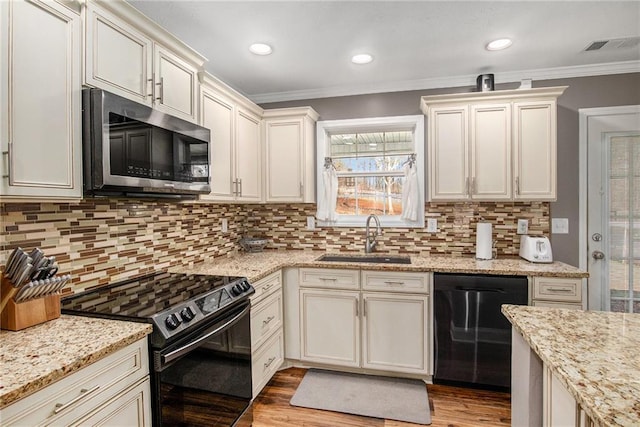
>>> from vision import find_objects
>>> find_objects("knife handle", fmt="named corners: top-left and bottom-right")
top-left (0, 275), bottom-right (18, 313)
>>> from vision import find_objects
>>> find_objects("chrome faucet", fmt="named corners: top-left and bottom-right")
top-left (365, 214), bottom-right (382, 253)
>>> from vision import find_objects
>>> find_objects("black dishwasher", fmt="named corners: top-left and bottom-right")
top-left (433, 273), bottom-right (528, 389)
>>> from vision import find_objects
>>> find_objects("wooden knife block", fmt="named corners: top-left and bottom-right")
top-left (0, 276), bottom-right (61, 331)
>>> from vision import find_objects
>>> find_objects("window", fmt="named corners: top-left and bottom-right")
top-left (316, 115), bottom-right (424, 227)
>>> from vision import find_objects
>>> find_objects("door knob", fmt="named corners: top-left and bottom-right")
top-left (592, 250), bottom-right (605, 260)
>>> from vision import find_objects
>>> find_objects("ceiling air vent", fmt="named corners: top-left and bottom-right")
top-left (584, 37), bottom-right (640, 52)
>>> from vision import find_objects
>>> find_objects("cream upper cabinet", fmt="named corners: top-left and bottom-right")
top-left (513, 100), bottom-right (557, 200)
top-left (421, 87), bottom-right (566, 201)
top-left (199, 73), bottom-right (263, 202)
top-left (470, 103), bottom-right (512, 199)
top-left (84, 1), bottom-right (203, 123)
top-left (0, 0), bottom-right (82, 199)
top-left (263, 107), bottom-right (319, 203)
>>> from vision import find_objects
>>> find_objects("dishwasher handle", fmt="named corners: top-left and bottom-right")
top-left (455, 287), bottom-right (505, 293)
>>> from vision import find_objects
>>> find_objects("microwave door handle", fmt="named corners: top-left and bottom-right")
top-left (158, 304), bottom-right (250, 369)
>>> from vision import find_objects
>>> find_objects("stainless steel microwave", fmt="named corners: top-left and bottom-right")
top-left (82, 88), bottom-right (210, 198)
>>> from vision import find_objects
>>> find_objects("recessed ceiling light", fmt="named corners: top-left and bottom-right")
top-left (486, 38), bottom-right (512, 51)
top-left (352, 53), bottom-right (373, 64)
top-left (249, 43), bottom-right (272, 55)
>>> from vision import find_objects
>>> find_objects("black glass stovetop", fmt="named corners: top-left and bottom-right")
top-left (61, 271), bottom-right (244, 321)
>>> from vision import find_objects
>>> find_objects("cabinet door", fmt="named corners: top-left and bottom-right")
top-left (299, 289), bottom-right (360, 367)
top-left (153, 44), bottom-right (198, 122)
top-left (265, 118), bottom-right (303, 202)
top-left (235, 108), bottom-right (262, 201)
top-left (362, 292), bottom-right (429, 375)
top-left (543, 366), bottom-right (580, 427)
top-left (200, 89), bottom-right (236, 200)
top-left (428, 106), bottom-right (468, 200)
top-left (513, 100), bottom-right (557, 200)
top-left (470, 103), bottom-right (512, 200)
top-left (84, 2), bottom-right (153, 105)
top-left (0, 0), bottom-right (82, 198)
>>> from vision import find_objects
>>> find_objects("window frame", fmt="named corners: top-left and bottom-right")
top-left (316, 115), bottom-right (425, 228)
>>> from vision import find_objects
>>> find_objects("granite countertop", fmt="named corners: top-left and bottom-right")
top-left (502, 305), bottom-right (640, 426)
top-left (0, 315), bottom-right (152, 408)
top-left (174, 250), bottom-right (588, 282)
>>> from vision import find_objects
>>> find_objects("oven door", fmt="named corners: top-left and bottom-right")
top-left (152, 302), bottom-right (252, 427)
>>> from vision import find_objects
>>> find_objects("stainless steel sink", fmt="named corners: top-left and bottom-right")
top-left (317, 254), bottom-right (412, 264)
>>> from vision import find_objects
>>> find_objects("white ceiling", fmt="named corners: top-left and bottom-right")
top-left (129, 1), bottom-right (640, 103)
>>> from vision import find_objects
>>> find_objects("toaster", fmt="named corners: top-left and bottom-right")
top-left (519, 235), bottom-right (553, 263)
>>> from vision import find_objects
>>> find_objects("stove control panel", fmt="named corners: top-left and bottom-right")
top-left (151, 277), bottom-right (254, 340)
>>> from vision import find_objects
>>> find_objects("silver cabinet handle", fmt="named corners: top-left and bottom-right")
top-left (546, 287), bottom-right (573, 293)
top-left (355, 298), bottom-right (359, 317)
top-left (363, 299), bottom-right (367, 317)
top-left (54, 385), bottom-right (100, 414)
top-left (262, 283), bottom-right (275, 292)
top-left (383, 281), bottom-right (405, 286)
top-left (262, 315), bottom-right (275, 325)
top-left (319, 277), bottom-right (337, 281)
top-left (232, 179), bottom-right (238, 196)
top-left (264, 356), bottom-right (276, 370)
top-left (472, 177), bottom-right (476, 195)
top-left (515, 177), bottom-right (520, 195)
top-left (238, 178), bottom-right (242, 196)
top-left (464, 177), bottom-right (469, 195)
top-left (300, 182), bottom-right (303, 197)
top-left (155, 76), bottom-right (164, 102)
top-left (2, 144), bottom-right (10, 180)
top-left (147, 77), bottom-right (154, 98)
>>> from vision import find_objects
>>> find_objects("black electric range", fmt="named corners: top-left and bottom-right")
top-left (61, 271), bottom-right (255, 427)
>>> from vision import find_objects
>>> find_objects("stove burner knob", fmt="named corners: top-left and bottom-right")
top-left (241, 281), bottom-right (251, 291)
top-left (165, 313), bottom-right (182, 330)
top-left (231, 284), bottom-right (243, 296)
top-left (180, 307), bottom-right (195, 322)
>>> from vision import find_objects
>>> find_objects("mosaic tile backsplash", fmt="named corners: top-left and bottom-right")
top-left (1, 200), bottom-right (548, 294)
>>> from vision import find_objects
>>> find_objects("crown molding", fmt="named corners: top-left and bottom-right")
top-left (250, 60), bottom-right (640, 104)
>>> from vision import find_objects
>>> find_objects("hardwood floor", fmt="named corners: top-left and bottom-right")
top-left (251, 368), bottom-right (511, 427)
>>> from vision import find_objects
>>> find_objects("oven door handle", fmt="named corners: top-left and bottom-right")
top-left (159, 304), bottom-right (250, 368)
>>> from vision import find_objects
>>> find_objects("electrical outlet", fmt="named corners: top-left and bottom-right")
top-left (427, 218), bottom-right (438, 232)
top-left (221, 218), bottom-right (228, 233)
top-left (306, 216), bottom-right (315, 230)
top-left (517, 219), bottom-right (528, 235)
top-left (552, 218), bottom-right (569, 234)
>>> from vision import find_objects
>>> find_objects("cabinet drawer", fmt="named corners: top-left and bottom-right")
top-left (251, 290), bottom-right (283, 349)
top-left (362, 271), bottom-right (430, 294)
top-left (251, 271), bottom-right (282, 304)
top-left (532, 300), bottom-right (583, 310)
top-left (299, 268), bottom-right (360, 290)
top-left (1, 338), bottom-right (149, 426)
top-left (533, 277), bottom-right (582, 302)
top-left (252, 331), bottom-right (284, 398)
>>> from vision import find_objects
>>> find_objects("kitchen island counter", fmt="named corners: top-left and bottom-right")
top-left (502, 304), bottom-right (640, 426)
top-left (175, 250), bottom-right (588, 282)
top-left (0, 315), bottom-right (152, 408)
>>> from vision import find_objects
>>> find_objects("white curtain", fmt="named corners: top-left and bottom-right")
top-left (400, 161), bottom-right (420, 222)
top-left (316, 165), bottom-right (338, 222)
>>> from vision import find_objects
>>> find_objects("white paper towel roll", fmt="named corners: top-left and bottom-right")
top-left (476, 222), bottom-right (493, 260)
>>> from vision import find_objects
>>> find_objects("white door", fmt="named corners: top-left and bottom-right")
top-left (582, 106), bottom-right (640, 312)
top-left (265, 118), bottom-right (303, 202)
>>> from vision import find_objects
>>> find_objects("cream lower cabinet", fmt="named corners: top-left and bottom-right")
top-left (200, 73), bottom-right (263, 202)
top-left (250, 271), bottom-right (284, 397)
top-left (298, 268), bottom-right (431, 377)
top-left (543, 365), bottom-right (594, 427)
top-left (0, 338), bottom-right (151, 426)
top-left (84, 1), bottom-right (203, 123)
top-left (362, 292), bottom-right (429, 375)
top-left (531, 277), bottom-right (584, 310)
top-left (300, 288), bottom-right (361, 367)
top-left (421, 87), bottom-right (566, 202)
top-left (0, 0), bottom-right (83, 199)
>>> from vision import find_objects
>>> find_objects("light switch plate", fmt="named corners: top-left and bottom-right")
top-left (552, 218), bottom-right (569, 234)
top-left (427, 218), bottom-right (438, 232)
top-left (221, 218), bottom-right (228, 233)
top-left (517, 219), bottom-right (528, 235)
top-left (306, 216), bottom-right (315, 230)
